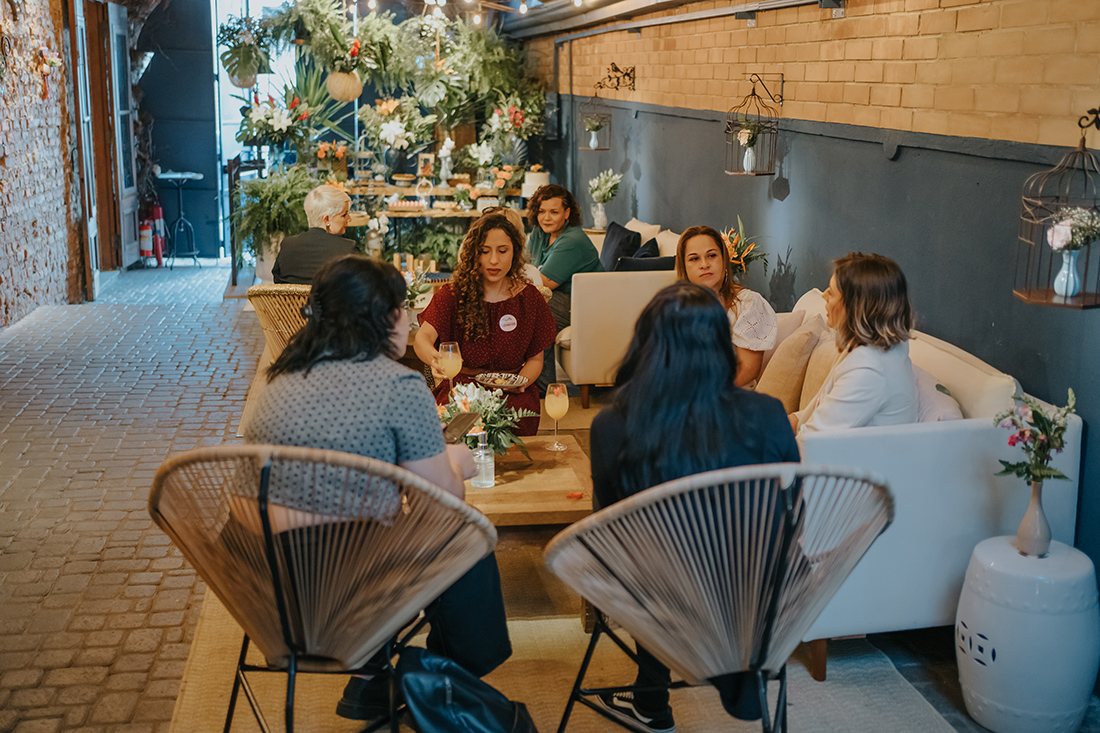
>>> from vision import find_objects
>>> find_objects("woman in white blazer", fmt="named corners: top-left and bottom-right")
top-left (791, 253), bottom-right (918, 434)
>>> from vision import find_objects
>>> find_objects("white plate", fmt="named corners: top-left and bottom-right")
top-left (475, 372), bottom-right (530, 389)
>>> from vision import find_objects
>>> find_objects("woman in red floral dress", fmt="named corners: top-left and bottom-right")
top-left (414, 212), bottom-right (558, 436)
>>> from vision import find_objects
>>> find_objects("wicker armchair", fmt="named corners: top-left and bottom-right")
top-left (544, 464), bottom-right (893, 733)
top-left (238, 284), bottom-right (311, 435)
top-left (149, 445), bottom-right (497, 732)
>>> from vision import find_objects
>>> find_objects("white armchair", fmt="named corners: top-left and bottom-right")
top-left (555, 270), bottom-right (677, 407)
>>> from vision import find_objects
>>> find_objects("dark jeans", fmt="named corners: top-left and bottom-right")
top-left (632, 644), bottom-right (672, 713)
top-left (537, 289), bottom-right (571, 394)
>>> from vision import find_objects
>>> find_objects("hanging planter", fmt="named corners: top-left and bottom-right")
top-left (229, 73), bottom-right (257, 89)
top-left (1013, 109), bottom-right (1100, 309)
top-left (578, 95), bottom-right (611, 151)
top-left (326, 70), bottom-right (363, 102)
top-left (725, 73), bottom-right (782, 177)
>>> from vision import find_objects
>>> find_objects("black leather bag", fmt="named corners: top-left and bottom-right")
top-left (397, 647), bottom-right (539, 733)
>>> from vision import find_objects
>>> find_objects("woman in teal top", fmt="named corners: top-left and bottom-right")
top-left (525, 183), bottom-right (603, 391)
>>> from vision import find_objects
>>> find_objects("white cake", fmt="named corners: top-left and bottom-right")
top-left (521, 171), bottom-right (551, 199)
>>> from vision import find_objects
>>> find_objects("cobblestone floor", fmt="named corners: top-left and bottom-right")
top-left (0, 265), bottom-right (264, 732)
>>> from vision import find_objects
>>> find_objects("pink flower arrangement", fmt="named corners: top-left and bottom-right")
top-left (993, 391), bottom-right (1075, 484)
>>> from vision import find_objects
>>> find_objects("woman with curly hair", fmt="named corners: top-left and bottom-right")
top-left (675, 226), bottom-right (777, 387)
top-left (414, 212), bottom-right (558, 436)
top-left (525, 183), bottom-right (603, 391)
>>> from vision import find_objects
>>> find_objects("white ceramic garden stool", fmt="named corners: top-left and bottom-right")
top-left (956, 536), bottom-right (1099, 733)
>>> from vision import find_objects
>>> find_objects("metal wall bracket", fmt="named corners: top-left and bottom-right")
top-left (735, 10), bottom-right (756, 26)
top-left (748, 72), bottom-right (784, 107)
top-left (595, 63), bottom-right (635, 92)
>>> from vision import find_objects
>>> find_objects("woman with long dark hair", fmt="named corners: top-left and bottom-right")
top-left (589, 282), bottom-right (799, 733)
top-left (791, 252), bottom-right (917, 434)
top-left (243, 255), bottom-right (512, 723)
top-left (525, 183), bottom-right (603, 391)
top-left (414, 212), bottom-right (557, 435)
top-left (675, 225), bottom-right (777, 387)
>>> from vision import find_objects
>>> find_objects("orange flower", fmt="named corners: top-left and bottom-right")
top-left (503, 165), bottom-right (513, 171)
top-left (335, 145), bottom-right (346, 158)
top-left (317, 149), bottom-right (326, 159)
top-left (495, 178), bottom-right (506, 188)
top-left (375, 99), bottom-right (399, 116)
top-left (500, 171), bottom-right (512, 180)
top-left (531, 164), bottom-right (543, 172)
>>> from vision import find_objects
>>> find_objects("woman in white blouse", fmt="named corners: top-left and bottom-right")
top-left (791, 252), bottom-right (918, 435)
top-left (675, 226), bottom-right (778, 386)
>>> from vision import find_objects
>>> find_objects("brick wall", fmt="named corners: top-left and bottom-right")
top-left (526, 0), bottom-right (1100, 148)
top-left (0, 0), bottom-right (84, 328)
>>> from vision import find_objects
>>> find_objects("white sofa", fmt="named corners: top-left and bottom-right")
top-left (556, 270), bottom-right (677, 407)
top-left (770, 291), bottom-right (1082, 670)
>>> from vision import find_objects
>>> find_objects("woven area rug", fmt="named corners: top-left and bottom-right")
top-left (173, 592), bottom-right (956, 733)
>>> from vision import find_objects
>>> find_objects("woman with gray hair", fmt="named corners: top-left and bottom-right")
top-left (272, 184), bottom-right (357, 284)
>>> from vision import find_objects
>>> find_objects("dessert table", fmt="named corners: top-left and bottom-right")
top-left (464, 435), bottom-right (593, 526)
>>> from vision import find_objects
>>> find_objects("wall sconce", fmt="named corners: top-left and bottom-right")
top-left (725, 73), bottom-right (783, 176)
top-left (578, 93), bottom-right (611, 151)
top-left (1013, 107), bottom-right (1100, 308)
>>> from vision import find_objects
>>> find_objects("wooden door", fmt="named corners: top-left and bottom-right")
top-left (84, 0), bottom-right (120, 272)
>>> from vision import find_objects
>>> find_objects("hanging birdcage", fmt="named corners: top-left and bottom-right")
top-left (725, 74), bottom-right (782, 176)
top-left (579, 95), bottom-right (611, 151)
top-left (1013, 110), bottom-right (1100, 308)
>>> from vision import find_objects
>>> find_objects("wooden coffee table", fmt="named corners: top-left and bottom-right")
top-left (464, 435), bottom-right (593, 526)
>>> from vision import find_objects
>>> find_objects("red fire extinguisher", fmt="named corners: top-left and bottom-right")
top-left (151, 202), bottom-right (167, 267)
top-left (139, 220), bottom-right (154, 261)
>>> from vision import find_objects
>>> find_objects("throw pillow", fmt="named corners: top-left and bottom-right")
top-left (913, 365), bottom-right (964, 422)
top-left (615, 256), bottom-right (676, 271)
top-left (756, 315), bottom-right (829, 413)
top-left (624, 219), bottom-right (661, 244)
top-left (599, 222), bottom-right (642, 273)
top-left (635, 238), bottom-right (660, 258)
top-left (799, 335), bottom-right (843, 411)
top-left (760, 311), bottom-right (806, 374)
top-left (656, 229), bottom-right (681, 257)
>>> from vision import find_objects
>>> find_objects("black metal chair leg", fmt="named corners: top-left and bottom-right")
top-left (224, 634), bottom-right (251, 733)
top-left (285, 652), bottom-right (297, 733)
top-left (556, 622), bottom-right (604, 733)
top-left (757, 670), bottom-right (773, 733)
top-left (777, 666), bottom-right (788, 733)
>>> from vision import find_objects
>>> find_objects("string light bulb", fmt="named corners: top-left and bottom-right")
top-left (368, 0), bottom-right (376, 8)
top-left (519, 1), bottom-right (527, 12)
top-left (439, 0), bottom-right (446, 6)
top-left (473, 10), bottom-right (481, 22)
top-left (573, 0), bottom-right (581, 5)
top-left (432, 5), bottom-right (443, 16)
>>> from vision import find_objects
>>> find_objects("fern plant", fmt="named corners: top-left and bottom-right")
top-left (235, 165), bottom-right (317, 259)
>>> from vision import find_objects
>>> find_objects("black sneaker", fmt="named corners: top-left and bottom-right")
top-left (592, 692), bottom-right (676, 733)
top-left (335, 676), bottom-right (393, 721)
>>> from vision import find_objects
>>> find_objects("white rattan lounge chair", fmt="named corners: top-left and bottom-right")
top-left (149, 444), bottom-right (497, 733)
top-left (544, 464), bottom-right (893, 733)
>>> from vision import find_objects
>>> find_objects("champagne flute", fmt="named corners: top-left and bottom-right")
top-left (438, 342), bottom-right (462, 396)
top-left (545, 382), bottom-right (569, 451)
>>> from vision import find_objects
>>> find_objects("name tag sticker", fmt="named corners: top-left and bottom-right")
top-left (499, 314), bottom-right (518, 332)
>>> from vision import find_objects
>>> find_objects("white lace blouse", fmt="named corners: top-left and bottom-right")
top-left (728, 288), bottom-right (778, 351)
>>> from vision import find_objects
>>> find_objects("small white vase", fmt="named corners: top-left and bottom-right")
top-left (1016, 480), bottom-right (1051, 557)
top-left (1053, 249), bottom-right (1081, 297)
top-left (743, 146), bottom-right (756, 174)
top-left (588, 129), bottom-right (600, 148)
top-left (591, 202), bottom-right (607, 230)
top-left (439, 157), bottom-right (453, 182)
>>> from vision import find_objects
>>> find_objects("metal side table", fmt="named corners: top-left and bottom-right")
top-left (158, 171), bottom-right (204, 269)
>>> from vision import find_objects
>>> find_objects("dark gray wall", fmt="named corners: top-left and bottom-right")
top-left (553, 95), bottom-right (1097, 571)
top-left (138, 0), bottom-right (220, 258)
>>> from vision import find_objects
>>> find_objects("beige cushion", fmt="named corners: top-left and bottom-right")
top-left (793, 288), bottom-right (828, 322)
top-left (757, 315), bottom-right (829, 413)
top-left (760, 310), bottom-right (806, 373)
top-left (624, 218), bottom-right (661, 245)
top-left (909, 331), bottom-right (1016, 419)
top-left (556, 326), bottom-right (571, 350)
top-left (913, 364), bottom-right (964, 422)
top-left (799, 335), bottom-right (843, 411)
top-left (655, 229), bottom-right (681, 257)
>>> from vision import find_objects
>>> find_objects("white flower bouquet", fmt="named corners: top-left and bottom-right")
top-left (588, 169), bottom-right (622, 204)
top-left (1046, 207), bottom-right (1100, 252)
top-left (439, 383), bottom-right (537, 457)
